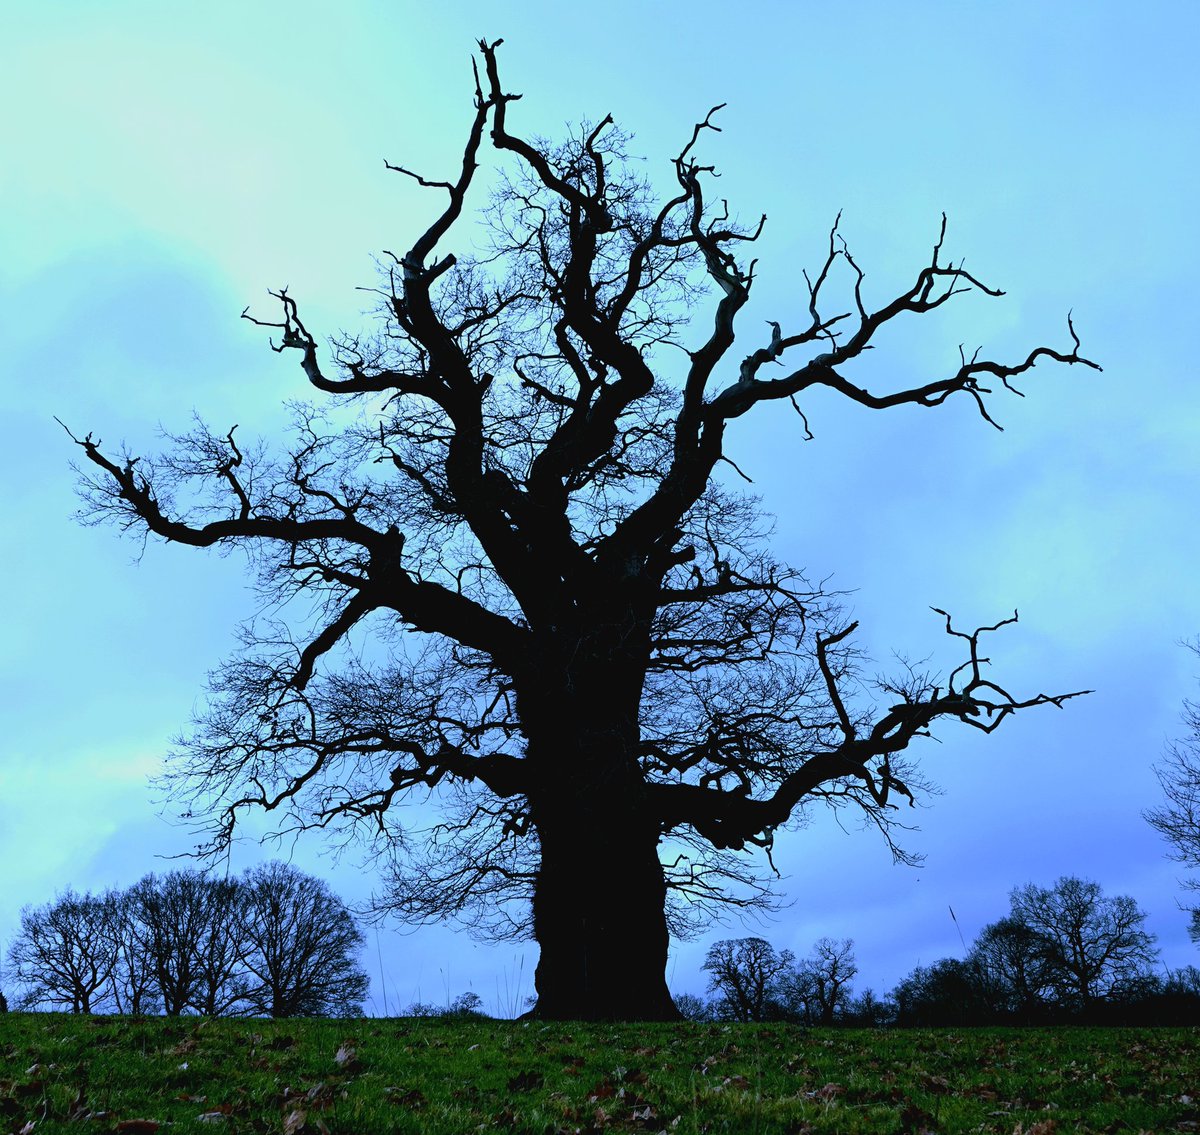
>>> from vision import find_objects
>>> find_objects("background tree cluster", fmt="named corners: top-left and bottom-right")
top-left (402, 991), bottom-right (488, 1019)
top-left (688, 876), bottom-right (1199, 1026)
top-left (695, 934), bottom-right (858, 1025)
top-left (2, 863), bottom-right (368, 1018)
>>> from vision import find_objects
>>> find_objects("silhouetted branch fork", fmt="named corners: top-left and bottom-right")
top-left (242, 291), bottom-right (418, 396)
top-left (817, 622), bottom-right (859, 741)
top-left (68, 424), bottom-right (529, 669)
top-left (290, 594), bottom-right (374, 690)
top-left (648, 608), bottom-right (1088, 848)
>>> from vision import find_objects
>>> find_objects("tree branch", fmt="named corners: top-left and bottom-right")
top-left (648, 611), bottom-right (1090, 849)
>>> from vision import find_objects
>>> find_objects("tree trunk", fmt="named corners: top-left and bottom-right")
top-left (530, 808), bottom-right (679, 1021)
top-left (517, 616), bottom-right (680, 1021)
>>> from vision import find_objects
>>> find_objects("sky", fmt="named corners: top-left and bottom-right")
top-left (2, 0), bottom-right (1200, 1016)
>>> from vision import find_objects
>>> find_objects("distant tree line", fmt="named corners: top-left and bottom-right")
top-left (6, 870), bottom-right (1197, 1024)
top-left (1, 863), bottom-right (368, 1017)
top-left (681, 877), bottom-right (1200, 1026)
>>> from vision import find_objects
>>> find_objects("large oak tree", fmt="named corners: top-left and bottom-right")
top-left (70, 40), bottom-right (1095, 1020)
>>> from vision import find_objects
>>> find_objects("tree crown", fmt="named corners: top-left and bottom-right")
top-left (67, 40), bottom-right (1096, 958)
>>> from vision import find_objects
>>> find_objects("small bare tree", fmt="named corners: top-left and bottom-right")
top-left (1008, 877), bottom-right (1158, 1009)
top-left (702, 936), bottom-right (793, 1021)
top-left (187, 876), bottom-right (250, 1017)
top-left (1147, 644), bottom-right (1200, 937)
top-left (7, 890), bottom-right (120, 1013)
top-left (68, 39), bottom-right (1095, 1019)
top-left (238, 862), bottom-right (369, 1018)
top-left (106, 887), bottom-right (159, 1015)
top-left (801, 936), bottom-right (857, 1025)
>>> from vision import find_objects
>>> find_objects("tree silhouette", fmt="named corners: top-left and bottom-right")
top-left (106, 887), bottom-right (160, 1015)
top-left (969, 914), bottom-right (1057, 1021)
top-left (238, 862), bottom-right (369, 1018)
top-left (702, 937), bottom-right (793, 1022)
top-left (800, 936), bottom-right (857, 1025)
top-left (1007, 877), bottom-right (1158, 1010)
top-left (5, 866), bottom-right (364, 1018)
top-left (7, 890), bottom-right (119, 1013)
top-left (892, 958), bottom-right (987, 1028)
top-left (130, 870), bottom-right (248, 1016)
top-left (69, 39), bottom-right (1095, 1019)
top-left (1147, 643), bottom-right (1200, 931)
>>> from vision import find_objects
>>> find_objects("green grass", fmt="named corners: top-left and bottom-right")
top-left (1, 1014), bottom-right (1196, 1133)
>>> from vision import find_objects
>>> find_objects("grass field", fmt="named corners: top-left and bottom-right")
top-left (1, 1014), bottom-right (1196, 1133)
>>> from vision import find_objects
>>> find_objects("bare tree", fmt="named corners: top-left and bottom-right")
top-left (1147, 644), bottom-right (1200, 929)
top-left (129, 872), bottom-right (207, 1015)
top-left (67, 39), bottom-right (1096, 1019)
top-left (800, 936), bottom-right (857, 1025)
top-left (968, 914), bottom-right (1057, 1021)
top-left (106, 887), bottom-right (160, 1015)
top-left (671, 991), bottom-right (713, 1021)
top-left (130, 870), bottom-right (248, 1016)
top-left (7, 890), bottom-right (120, 1013)
top-left (702, 936), bottom-right (793, 1021)
top-left (238, 862), bottom-right (369, 1018)
top-left (187, 876), bottom-right (250, 1016)
top-left (1008, 877), bottom-right (1158, 1010)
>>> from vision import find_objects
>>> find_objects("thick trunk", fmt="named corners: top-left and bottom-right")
top-left (530, 811), bottom-right (679, 1021)
top-left (520, 674), bottom-right (679, 1021)
top-left (516, 605), bottom-right (679, 1021)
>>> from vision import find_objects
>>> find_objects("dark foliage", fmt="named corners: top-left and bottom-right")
top-left (894, 877), bottom-right (1166, 1026)
top-left (893, 958), bottom-right (994, 1028)
top-left (1006, 876), bottom-right (1158, 1010)
top-left (968, 915), bottom-right (1057, 1023)
top-left (404, 991), bottom-right (488, 1019)
top-left (700, 935), bottom-right (858, 1024)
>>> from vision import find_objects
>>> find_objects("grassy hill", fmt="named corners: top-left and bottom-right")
top-left (1, 1014), bottom-right (1196, 1133)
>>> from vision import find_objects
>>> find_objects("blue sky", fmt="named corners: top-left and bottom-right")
top-left (3, 0), bottom-right (1200, 1014)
